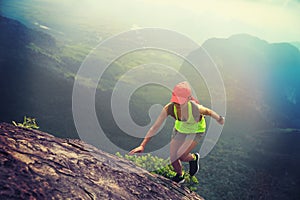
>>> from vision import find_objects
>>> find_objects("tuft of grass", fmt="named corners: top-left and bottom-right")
top-left (12, 116), bottom-right (39, 129)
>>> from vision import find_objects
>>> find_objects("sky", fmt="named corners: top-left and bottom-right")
top-left (1, 0), bottom-right (300, 44)
top-left (58, 0), bottom-right (300, 43)
top-left (125, 0), bottom-right (300, 43)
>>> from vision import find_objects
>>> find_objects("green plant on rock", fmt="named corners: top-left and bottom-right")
top-left (12, 116), bottom-right (39, 129)
top-left (116, 152), bottom-right (199, 191)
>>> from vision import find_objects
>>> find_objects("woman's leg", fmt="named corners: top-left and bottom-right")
top-left (177, 139), bottom-right (198, 162)
top-left (177, 134), bottom-right (203, 177)
top-left (178, 133), bottom-right (203, 162)
top-left (170, 132), bottom-right (185, 175)
top-left (170, 132), bottom-right (202, 174)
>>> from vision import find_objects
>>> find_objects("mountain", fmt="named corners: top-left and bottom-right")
top-left (0, 15), bottom-right (78, 138)
top-left (291, 42), bottom-right (300, 50)
top-left (195, 34), bottom-right (300, 199)
top-left (0, 15), bottom-right (56, 50)
top-left (202, 34), bottom-right (300, 130)
top-left (0, 122), bottom-right (204, 200)
top-left (2, 16), bottom-right (299, 136)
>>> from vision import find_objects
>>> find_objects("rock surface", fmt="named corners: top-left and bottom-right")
top-left (0, 123), bottom-right (204, 200)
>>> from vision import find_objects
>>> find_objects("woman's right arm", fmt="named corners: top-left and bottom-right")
top-left (129, 107), bottom-right (168, 155)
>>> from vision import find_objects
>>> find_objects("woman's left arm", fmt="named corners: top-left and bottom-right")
top-left (199, 105), bottom-right (225, 125)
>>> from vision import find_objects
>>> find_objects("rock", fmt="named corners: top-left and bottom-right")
top-left (0, 123), bottom-right (204, 200)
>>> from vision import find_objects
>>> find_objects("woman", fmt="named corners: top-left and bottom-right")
top-left (129, 81), bottom-right (225, 183)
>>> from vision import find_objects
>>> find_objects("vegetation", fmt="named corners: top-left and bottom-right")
top-left (12, 116), bottom-right (39, 129)
top-left (115, 152), bottom-right (199, 191)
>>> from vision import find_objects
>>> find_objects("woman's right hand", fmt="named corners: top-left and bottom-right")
top-left (129, 145), bottom-right (144, 155)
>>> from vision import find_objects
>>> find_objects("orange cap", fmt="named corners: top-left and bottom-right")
top-left (170, 81), bottom-right (192, 104)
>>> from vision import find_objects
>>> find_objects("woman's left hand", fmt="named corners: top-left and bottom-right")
top-left (217, 116), bottom-right (225, 125)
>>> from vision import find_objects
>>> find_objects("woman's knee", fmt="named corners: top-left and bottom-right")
top-left (170, 152), bottom-right (179, 163)
top-left (171, 151), bottom-right (187, 163)
top-left (179, 153), bottom-right (189, 162)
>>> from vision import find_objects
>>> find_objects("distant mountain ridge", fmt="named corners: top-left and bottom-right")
top-left (0, 15), bottom-right (76, 138)
top-left (291, 41), bottom-right (300, 50)
top-left (0, 15), bottom-right (56, 53)
top-left (202, 33), bottom-right (300, 129)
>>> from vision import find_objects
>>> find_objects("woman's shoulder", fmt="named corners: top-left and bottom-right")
top-left (190, 100), bottom-right (202, 108)
top-left (164, 102), bottom-right (175, 116)
top-left (164, 102), bottom-right (174, 110)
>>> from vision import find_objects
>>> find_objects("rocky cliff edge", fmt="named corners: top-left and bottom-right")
top-left (0, 123), bottom-right (204, 200)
